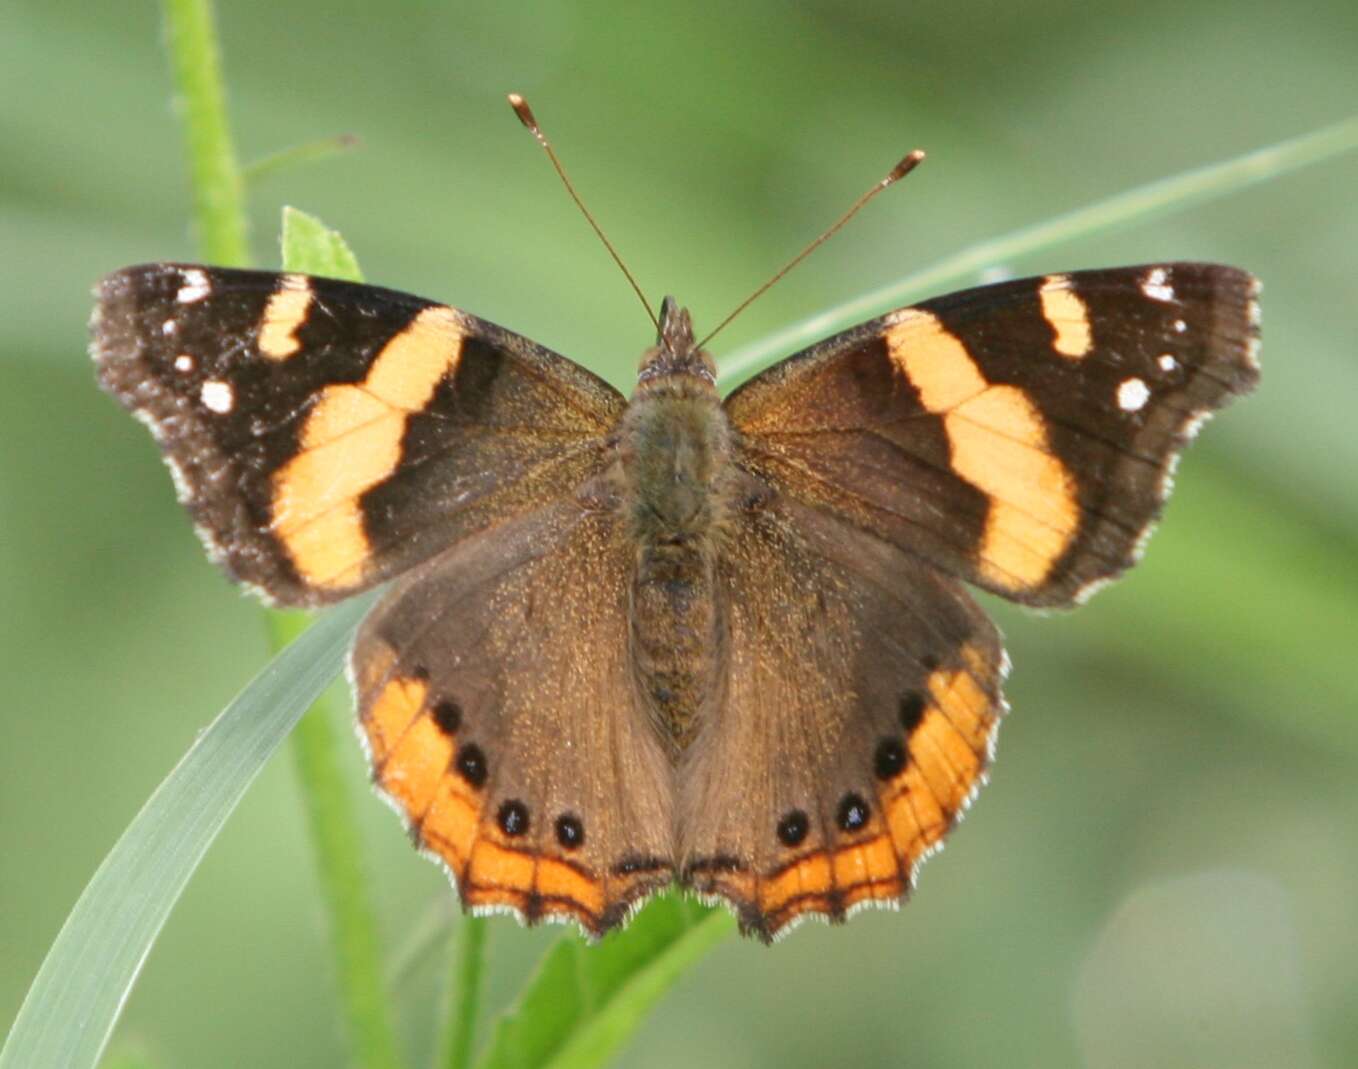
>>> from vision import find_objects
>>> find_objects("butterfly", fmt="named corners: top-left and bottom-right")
top-left (91, 247), bottom-right (1258, 942)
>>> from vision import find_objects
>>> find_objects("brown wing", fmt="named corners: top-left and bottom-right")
top-left (678, 492), bottom-right (1006, 941)
top-left (93, 264), bottom-right (625, 605)
top-left (724, 264), bottom-right (1259, 606)
top-left (353, 498), bottom-right (675, 937)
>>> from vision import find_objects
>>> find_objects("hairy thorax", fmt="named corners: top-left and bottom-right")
top-left (617, 362), bottom-right (734, 754)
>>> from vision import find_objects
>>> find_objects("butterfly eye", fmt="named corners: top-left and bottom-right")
top-left (898, 693), bottom-right (926, 732)
top-left (497, 799), bottom-right (530, 837)
top-left (431, 698), bottom-right (462, 734)
top-left (776, 809), bottom-right (810, 847)
top-left (836, 793), bottom-right (870, 832)
top-left (454, 743), bottom-right (488, 788)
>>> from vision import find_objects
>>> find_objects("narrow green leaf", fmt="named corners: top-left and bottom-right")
top-left (719, 114), bottom-right (1358, 387)
top-left (476, 896), bottom-right (734, 1069)
top-left (281, 205), bottom-right (363, 280)
top-left (161, 0), bottom-right (248, 266)
top-left (244, 133), bottom-right (361, 187)
top-left (0, 596), bottom-right (371, 1069)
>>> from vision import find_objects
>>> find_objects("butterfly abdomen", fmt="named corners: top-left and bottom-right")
top-left (619, 369), bottom-right (734, 753)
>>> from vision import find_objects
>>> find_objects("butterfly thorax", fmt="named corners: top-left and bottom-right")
top-left (618, 299), bottom-right (732, 754)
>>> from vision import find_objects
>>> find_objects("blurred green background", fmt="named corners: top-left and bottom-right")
top-left (4, 0), bottom-right (1357, 1066)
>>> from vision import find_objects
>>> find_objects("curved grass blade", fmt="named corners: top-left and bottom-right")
top-left (719, 114), bottom-right (1358, 387)
top-left (0, 595), bottom-right (370, 1069)
top-left (476, 896), bottom-right (734, 1069)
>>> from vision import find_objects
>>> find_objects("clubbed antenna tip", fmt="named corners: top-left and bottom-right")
top-left (887, 149), bottom-right (926, 184)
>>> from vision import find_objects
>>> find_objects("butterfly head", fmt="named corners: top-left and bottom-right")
top-left (636, 296), bottom-right (716, 387)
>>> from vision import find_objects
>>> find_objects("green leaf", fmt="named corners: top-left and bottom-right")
top-left (281, 205), bottom-right (362, 280)
top-left (0, 595), bottom-right (371, 1069)
top-left (476, 896), bottom-right (734, 1069)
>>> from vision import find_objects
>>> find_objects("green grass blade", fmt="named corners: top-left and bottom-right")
top-left (475, 897), bottom-right (734, 1069)
top-left (161, 0), bottom-right (249, 266)
top-left (244, 134), bottom-right (361, 187)
top-left (719, 114), bottom-right (1358, 387)
top-left (0, 596), bottom-right (370, 1069)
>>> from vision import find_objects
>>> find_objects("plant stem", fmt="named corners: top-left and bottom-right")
top-left (440, 918), bottom-right (488, 1069)
top-left (160, 1), bottom-right (405, 1064)
top-left (161, 0), bottom-right (249, 266)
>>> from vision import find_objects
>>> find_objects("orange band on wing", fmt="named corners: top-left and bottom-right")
top-left (886, 308), bottom-right (1080, 591)
top-left (757, 834), bottom-right (905, 928)
top-left (364, 672), bottom-right (428, 764)
top-left (379, 709), bottom-right (454, 819)
top-left (421, 782), bottom-right (480, 864)
top-left (257, 274), bottom-right (312, 360)
top-left (1038, 274), bottom-right (1093, 359)
top-left (463, 840), bottom-right (607, 919)
top-left (270, 304), bottom-right (465, 590)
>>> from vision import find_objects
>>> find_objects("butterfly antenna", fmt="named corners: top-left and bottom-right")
top-left (694, 149), bottom-right (926, 351)
top-left (508, 93), bottom-right (659, 332)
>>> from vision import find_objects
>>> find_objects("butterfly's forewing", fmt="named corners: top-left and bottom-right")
top-left (679, 495), bottom-right (1005, 941)
top-left (726, 263), bottom-right (1260, 606)
top-left (92, 264), bottom-right (625, 606)
top-left (354, 498), bottom-right (676, 936)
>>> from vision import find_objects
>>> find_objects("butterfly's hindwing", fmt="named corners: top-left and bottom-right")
top-left (727, 263), bottom-right (1260, 606)
top-left (679, 492), bottom-right (1006, 941)
top-left (354, 499), bottom-right (677, 937)
top-left (92, 264), bottom-right (624, 605)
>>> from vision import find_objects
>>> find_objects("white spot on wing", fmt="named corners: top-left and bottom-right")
top-left (162, 319), bottom-right (177, 335)
top-left (174, 354), bottom-right (195, 373)
top-left (1158, 354), bottom-right (1178, 372)
top-left (200, 379), bottom-right (234, 413)
top-left (1118, 377), bottom-right (1150, 412)
top-left (1141, 267), bottom-right (1175, 302)
top-left (176, 268), bottom-right (211, 303)
top-left (1173, 319), bottom-right (1187, 333)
